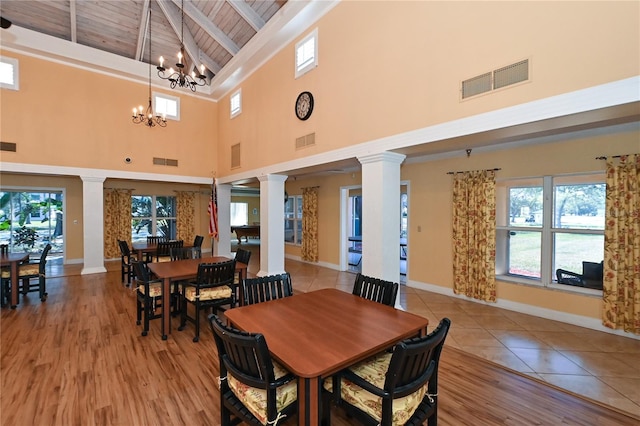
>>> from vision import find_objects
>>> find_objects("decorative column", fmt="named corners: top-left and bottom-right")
top-left (81, 176), bottom-right (107, 275)
top-left (213, 182), bottom-right (232, 258)
top-left (358, 152), bottom-right (405, 307)
top-left (258, 174), bottom-right (287, 276)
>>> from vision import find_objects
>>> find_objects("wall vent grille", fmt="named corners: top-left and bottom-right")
top-left (153, 157), bottom-right (179, 166)
top-left (295, 132), bottom-right (316, 149)
top-left (231, 143), bottom-right (241, 168)
top-left (0, 142), bottom-right (17, 152)
top-left (461, 59), bottom-right (529, 99)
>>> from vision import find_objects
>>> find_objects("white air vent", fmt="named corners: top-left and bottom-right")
top-left (461, 59), bottom-right (529, 99)
top-left (231, 143), bottom-right (241, 168)
top-left (0, 142), bottom-right (17, 152)
top-left (295, 132), bottom-right (316, 149)
top-left (153, 157), bottom-right (179, 166)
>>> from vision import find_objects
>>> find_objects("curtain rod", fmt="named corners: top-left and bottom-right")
top-left (446, 167), bottom-right (501, 175)
top-left (104, 187), bottom-right (135, 190)
top-left (596, 155), bottom-right (623, 160)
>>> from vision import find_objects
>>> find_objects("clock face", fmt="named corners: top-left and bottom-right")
top-left (295, 91), bottom-right (314, 120)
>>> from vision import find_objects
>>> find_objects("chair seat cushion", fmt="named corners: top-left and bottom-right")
top-left (324, 352), bottom-right (427, 425)
top-left (137, 282), bottom-right (162, 297)
top-left (156, 256), bottom-right (173, 263)
top-left (227, 360), bottom-right (297, 425)
top-left (1, 264), bottom-right (40, 279)
top-left (184, 285), bottom-right (232, 301)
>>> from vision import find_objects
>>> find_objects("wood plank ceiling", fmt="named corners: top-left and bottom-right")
top-left (0, 0), bottom-right (286, 81)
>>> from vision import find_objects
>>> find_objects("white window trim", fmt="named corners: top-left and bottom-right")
top-left (153, 91), bottom-right (180, 121)
top-left (0, 56), bottom-right (19, 90)
top-left (230, 89), bottom-right (242, 118)
top-left (295, 28), bottom-right (318, 79)
top-left (496, 174), bottom-right (605, 295)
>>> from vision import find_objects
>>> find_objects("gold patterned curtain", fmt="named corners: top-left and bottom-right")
top-left (452, 170), bottom-right (497, 302)
top-left (301, 186), bottom-right (319, 262)
top-left (603, 154), bottom-right (640, 334)
top-left (176, 191), bottom-right (196, 244)
top-left (104, 188), bottom-right (132, 259)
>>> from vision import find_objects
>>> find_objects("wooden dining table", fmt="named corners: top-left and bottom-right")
top-left (1, 252), bottom-right (30, 308)
top-left (225, 288), bottom-right (429, 426)
top-left (147, 256), bottom-right (247, 340)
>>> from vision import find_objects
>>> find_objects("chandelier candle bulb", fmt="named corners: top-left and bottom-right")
top-left (159, 56), bottom-right (164, 68)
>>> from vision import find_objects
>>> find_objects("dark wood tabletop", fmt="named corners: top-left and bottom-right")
top-left (147, 256), bottom-right (247, 340)
top-left (1, 252), bottom-right (30, 308)
top-left (225, 288), bottom-right (429, 425)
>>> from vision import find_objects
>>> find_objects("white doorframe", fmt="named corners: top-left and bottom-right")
top-left (339, 185), bottom-right (361, 272)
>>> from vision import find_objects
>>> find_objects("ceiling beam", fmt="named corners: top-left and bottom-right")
top-left (228, 0), bottom-right (265, 32)
top-left (135, 0), bottom-right (151, 61)
top-left (69, 0), bottom-right (77, 43)
top-left (174, 0), bottom-right (239, 56)
top-left (156, 0), bottom-right (221, 75)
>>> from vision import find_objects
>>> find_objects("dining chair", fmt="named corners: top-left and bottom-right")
top-left (0, 244), bottom-right (8, 306)
top-left (146, 235), bottom-right (167, 244)
top-left (323, 317), bottom-right (451, 426)
top-left (117, 240), bottom-right (136, 285)
top-left (169, 246), bottom-right (201, 261)
top-left (242, 273), bottom-right (293, 306)
top-left (0, 244), bottom-right (8, 255)
top-left (11, 243), bottom-right (52, 302)
top-left (233, 248), bottom-right (252, 300)
top-left (155, 240), bottom-right (183, 262)
top-left (352, 273), bottom-right (399, 307)
top-left (208, 313), bottom-right (298, 425)
top-left (132, 260), bottom-right (163, 337)
top-left (192, 235), bottom-right (204, 250)
top-left (178, 259), bottom-right (236, 342)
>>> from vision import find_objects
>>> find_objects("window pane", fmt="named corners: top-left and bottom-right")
top-left (0, 61), bottom-right (14, 85)
top-left (285, 198), bottom-right (294, 218)
top-left (296, 195), bottom-right (303, 219)
top-left (554, 233), bottom-right (604, 274)
top-left (156, 196), bottom-right (175, 217)
top-left (553, 183), bottom-right (605, 230)
top-left (156, 219), bottom-right (176, 239)
top-left (285, 219), bottom-right (295, 242)
top-left (132, 196), bottom-right (152, 217)
top-left (230, 202), bottom-right (248, 226)
top-left (296, 219), bottom-right (303, 244)
top-left (508, 230), bottom-right (541, 278)
top-left (509, 186), bottom-right (542, 227)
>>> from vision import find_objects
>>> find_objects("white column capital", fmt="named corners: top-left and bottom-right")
top-left (257, 174), bottom-right (288, 184)
top-left (357, 151), bottom-right (406, 166)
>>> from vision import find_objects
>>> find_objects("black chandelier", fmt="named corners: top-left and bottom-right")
top-left (132, 8), bottom-right (167, 128)
top-left (156, 0), bottom-right (207, 92)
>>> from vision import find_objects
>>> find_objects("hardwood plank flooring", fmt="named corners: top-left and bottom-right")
top-left (1, 266), bottom-right (638, 425)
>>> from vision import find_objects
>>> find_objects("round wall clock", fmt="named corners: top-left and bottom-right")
top-left (295, 91), bottom-right (314, 120)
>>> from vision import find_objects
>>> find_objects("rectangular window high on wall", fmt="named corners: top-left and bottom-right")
top-left (230, 89), bottom-right (242, 118)
top-left (0, 56), bottom-right (19, 90)
top-left (153, 92), bottom-right (180, 120)
top-left (496, 173), bottom-right (605, 292)
top-left (131, 195), bottom-right (177, 242)
top-left (295, 28), bottom-right (318, 78)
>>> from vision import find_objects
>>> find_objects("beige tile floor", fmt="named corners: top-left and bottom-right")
top-left (48, 249), bottom-right (640, 419)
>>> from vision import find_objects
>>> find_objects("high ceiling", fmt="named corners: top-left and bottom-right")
top-left (0, 0), bottom-right (286, 87)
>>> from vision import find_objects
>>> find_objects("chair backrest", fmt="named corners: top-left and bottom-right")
top-left (0, 244), bottom-right (8, 255)
top-left (195, 259), bottom-right (236, 288)
top-left (242, 273), bottom-right (293, 305)
top-left (156, 240), bottom-right (183, 259)
top-left (380, 317), bottom-right (450, 423)
top-left (235, 248), bottom-right (251, 265)
top-left (38, 243), bottom-right (52, 273)
top-left (117, 240), bottom-right (131, 257)
top-left (170, 246), bottom-right (201, 261)
top-left (147, 236), bottom-right (167, 244)
top-left (352, 273), bottom-right (399, 307)
top-left (193, 235), bottom-right (204, 249)
top-left (132, 260), bottom-right (151, 283)
top-left (208, 313), bottom-right (278, 389)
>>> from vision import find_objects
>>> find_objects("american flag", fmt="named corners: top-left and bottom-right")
top-left (208, 179), bottom-right (219, 240)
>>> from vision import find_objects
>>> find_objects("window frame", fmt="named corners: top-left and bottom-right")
top-left (0, 56), bottom-right (19, 90)
top-left (230, 89), bottom-right (242, 118)
top-left (496, 173), bottom-right (605, 294)
top-left (284, 194), bottom-right (303, 245)
top-left (295, 28), bottom-right (318, 79)
top-left (131, 195), bottom-right (177, 242)
top-left (153, 92), bottom-right (180, 121)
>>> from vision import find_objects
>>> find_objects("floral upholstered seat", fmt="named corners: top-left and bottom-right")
top-left (227, 359), bottom-right (297, 424)
top-left (183, 285), bottom-right (231, 301)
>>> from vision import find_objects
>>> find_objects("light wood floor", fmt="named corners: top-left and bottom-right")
top-left (1, 250), bottom-right (639, 425)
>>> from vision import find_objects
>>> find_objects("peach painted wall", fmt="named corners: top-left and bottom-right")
top-left (0, 52), bottom-right (218, 177)
top-left (216, 1), bottom-right (639, 177)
